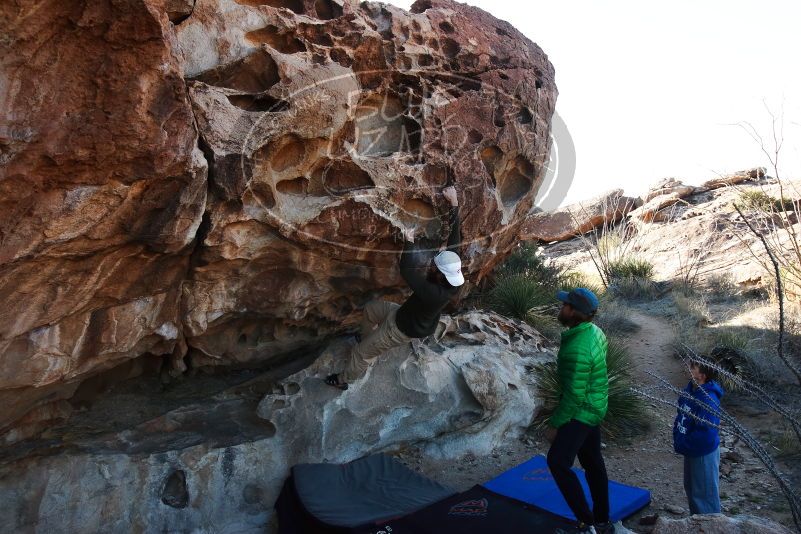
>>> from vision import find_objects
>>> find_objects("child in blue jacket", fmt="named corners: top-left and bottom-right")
top-left (672, 360), bottom-right (725, 514)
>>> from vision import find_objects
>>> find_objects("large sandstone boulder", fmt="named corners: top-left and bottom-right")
top-left (178, 0), bottom-right (557, 367)
top-left (0, 0), bottom-right (558, 437)
top-left (629, 192), bottom-right (685, 223)
top-left (0, 311), bottom-right (553, 533)
top-left (520, 189), bottom-right (641, 242)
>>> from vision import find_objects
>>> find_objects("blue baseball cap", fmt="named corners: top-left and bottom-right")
top-left (556, 287), bottom-right (599, 316)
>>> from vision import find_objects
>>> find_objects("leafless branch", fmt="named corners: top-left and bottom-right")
top-left (734, 204), bottom-right (801, 384)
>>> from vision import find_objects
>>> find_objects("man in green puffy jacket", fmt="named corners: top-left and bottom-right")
top-left (545, 288), bottom-right (613, 534)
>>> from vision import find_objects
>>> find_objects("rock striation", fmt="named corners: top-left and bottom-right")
top-left (0, 0), bottom-right (207, 438)
top-left (0, 0), bottom-right (557, 437)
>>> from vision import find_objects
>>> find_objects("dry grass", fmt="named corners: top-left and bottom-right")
top-left (673, 292), bottom-right (713, 328)
top-left (594, 297), bottom-right (641, 337)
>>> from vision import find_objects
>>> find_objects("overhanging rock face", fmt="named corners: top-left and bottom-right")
top-left (178, 0), bottom-right (559, 366)
top-left (0, 0), bottom-right (557, 437)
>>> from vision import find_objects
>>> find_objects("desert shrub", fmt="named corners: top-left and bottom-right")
top-left (737, 189), bottom-right (795, 213)
top-left (556, 270), bottom-right (605, 297)
top-left (674, 292), bottom-right (712, 327)
top-left (788, 312), bottom-right (801, 357)
top-left (705, 272), bottom-right (737, 294)
top-left (496, 243), bottom-right (576, 291)
top-left (676, 328), bottom-right (752, 391)
top-left (530, 339), bottom-right (650, 440)
top-left (704, 327), bottom-right (749, 353)
top-left (765, 266), bottom-right (801, 306)
top-left (607, 257), bottom-right (655, 281)
top-left (570, 205), bottom-right (642, 289)
top-left (609, 276), bottom-right (664, 301)
top-left (775, 424), bottom-right (801, 460)
top-left (489, 244), bottom-right (613, 341)
top-left (496, 243), bottom-right (552, 278)
top-left (692, 344), bottom-right (748, 392)
top-left (486, 274), bottom-right (552, 321)
top-left (602, 256), bottom-right (661, 301)
top-left (486, 274), bottom-right (595, 342)
top-left (597, 233), bottom-right (623, 257)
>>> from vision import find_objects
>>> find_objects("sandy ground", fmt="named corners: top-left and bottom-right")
top-left (395, 308), bottom-right (798, 532)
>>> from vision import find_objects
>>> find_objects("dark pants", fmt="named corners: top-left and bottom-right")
top-left (546, 419), bottom-right (610, 525)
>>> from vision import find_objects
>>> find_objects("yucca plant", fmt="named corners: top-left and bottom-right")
top-left (488, 245), bottom-right (610, 341)
top-left (530, 339), bottom-right (650, 440)
top-left (496, 243), bottom-right (567, 289)
top-left (486, 274), bottom-right (553, 321)
top-left (497, 243), bottom-right (544, 276)
top-left (607, 257), bottom-right (655, 281)
top-left (525, 305), bottom-right (562, 341)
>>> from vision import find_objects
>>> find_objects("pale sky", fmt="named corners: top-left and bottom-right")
top-left (385, 0), bottom-right (801, 206)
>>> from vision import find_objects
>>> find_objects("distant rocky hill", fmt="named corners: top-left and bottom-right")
top-left (530, 169), bottom-right (800, 296)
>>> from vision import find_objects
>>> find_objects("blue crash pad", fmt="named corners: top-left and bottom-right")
top-left (482, 455), bottom-right (651, 522)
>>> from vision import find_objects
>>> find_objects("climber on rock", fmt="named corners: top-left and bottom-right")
top-left (325, 186), bottom-right (464, 391)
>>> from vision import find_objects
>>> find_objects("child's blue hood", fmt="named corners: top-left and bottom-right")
top-left (698, 380), bottom-right (724, 401)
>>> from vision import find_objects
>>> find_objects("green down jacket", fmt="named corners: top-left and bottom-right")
top-left (549, 321), bottom-right (609, 428)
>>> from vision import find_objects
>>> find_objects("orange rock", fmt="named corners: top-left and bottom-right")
top-left (521, 190), bottom-right (641, 243)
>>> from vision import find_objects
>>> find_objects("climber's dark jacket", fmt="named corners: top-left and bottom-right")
top-left (394, 206), bottom-right (460, 338)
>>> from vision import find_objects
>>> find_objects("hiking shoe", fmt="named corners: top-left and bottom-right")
top-left (555, 524), bottom-right (595, 534)
top-left (594, 522), bottom-right (615, 534)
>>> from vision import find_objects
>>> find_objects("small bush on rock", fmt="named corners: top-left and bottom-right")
top-left (737, 189), bottom-right (795, 213)
top-left (607, 257), bottom-right (655, 281)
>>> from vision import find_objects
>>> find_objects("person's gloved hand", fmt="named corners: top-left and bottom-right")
top-left (443, 186), bottom-right (458, 207)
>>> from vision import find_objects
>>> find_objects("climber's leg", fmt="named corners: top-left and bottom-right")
top-left (359, 299), bottom-right (394, 337)
top-left (339, 302), bottom-right (409, 383)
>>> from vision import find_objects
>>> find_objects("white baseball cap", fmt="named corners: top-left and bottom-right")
top-left (434, 251), bottom-right (464, 287)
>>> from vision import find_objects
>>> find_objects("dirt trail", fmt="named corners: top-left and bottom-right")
top-left (624, 309), bottom-right (686, 387)
top-left (604, 309), bottom-right (695, 529)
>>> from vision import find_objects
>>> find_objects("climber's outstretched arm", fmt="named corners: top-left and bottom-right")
top-left (443, 186), bottom-right (461, 254)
